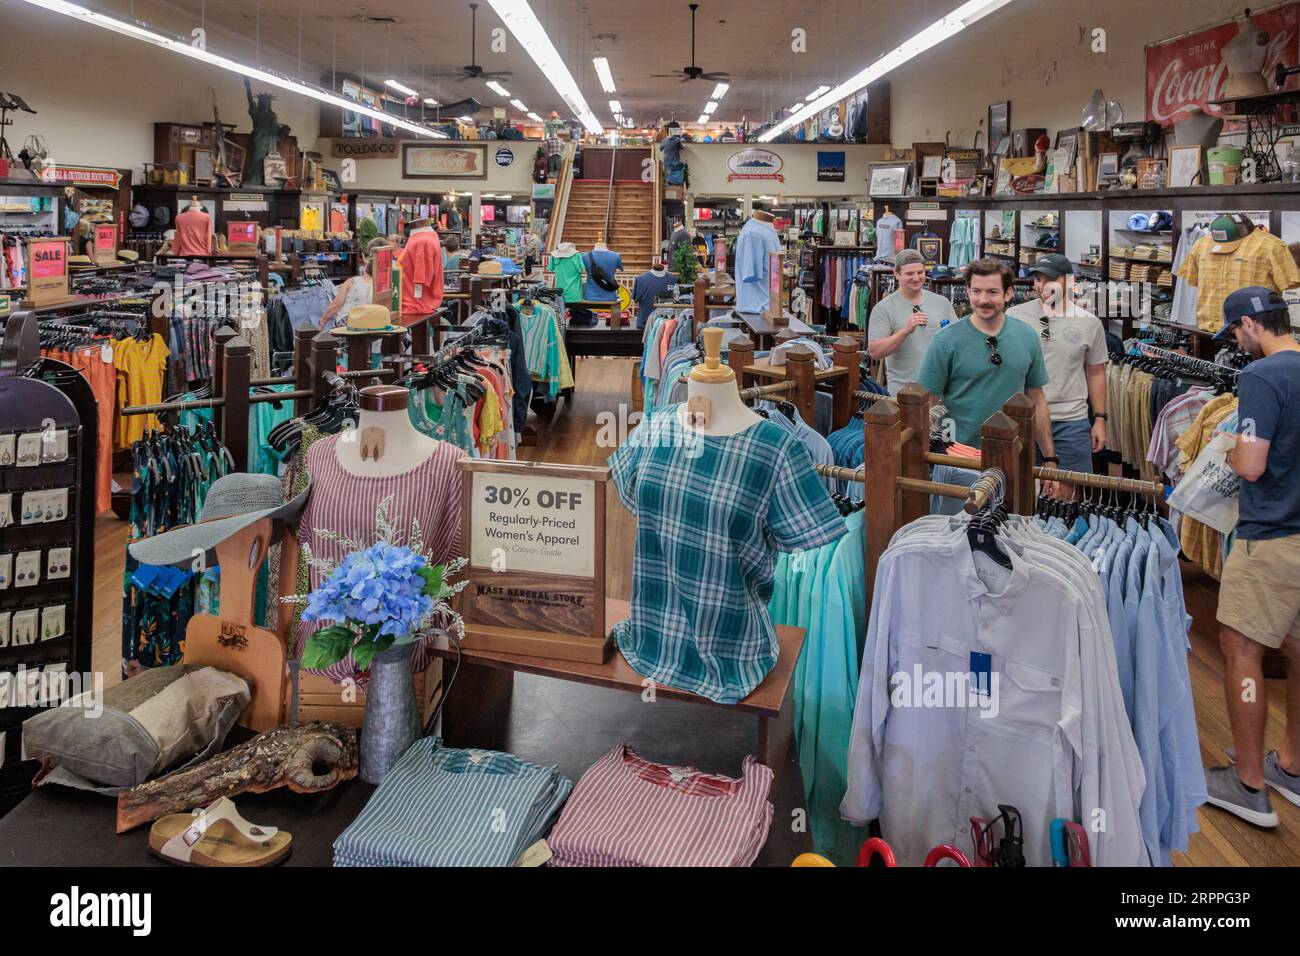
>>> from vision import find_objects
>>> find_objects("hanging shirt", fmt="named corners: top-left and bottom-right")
top-left (875, 212), bottom-right (903, 262)
top-left (632, 270), bottom-right (678, 328)
top-left (734, 217), bottom-right (782, 315)
top-left (398, 230), bottom-right (444, 319)
top-left (113, 334), bottom-right (170, 449)
top-left (547, 252), bottom-right (586, 302)
top-left (1176, 229), bottom-right (1300, 332)
top-left (608, 409), bottom-right (845, 704)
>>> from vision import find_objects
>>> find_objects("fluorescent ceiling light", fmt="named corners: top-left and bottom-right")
top-left (486, 80), bottom-right (511, 97)
top-left (697, 114), bottom-right (709, 124)
top-left (510, 98), bottom-right (528, 111)
top-left (459, 115), bottom-right (475, 122)
top-left (526, 111), bottom-right (543, 121)
top-left (594, 56), bottom-right (616, 93)
top-left (385, 79), bottom-right (418, 97)
top-left (20, 0), bottom-right (447, 138)
top-left (488, 0), bottom-right (604, 135)
top-left (423, 97), bottom-right (441, 106)
top-left (703, 100), bottom-right (718, 114)
top-left (806, 85), bottom-right (831, 100)
top-left (787, 102), bottom-right (804, 113)
top-left (711, 82), bottom-right (730, 99)
top-left (609, 99), bottom-right (622, 114)
top-left (761, 0), bottom-right (1017, 142)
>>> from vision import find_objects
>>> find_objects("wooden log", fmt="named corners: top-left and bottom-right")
top-left (115, 722), bottom-right (359, 833)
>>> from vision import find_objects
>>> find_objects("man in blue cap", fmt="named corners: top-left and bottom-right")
top-left (1205, 286), bottom-right (1300, 827)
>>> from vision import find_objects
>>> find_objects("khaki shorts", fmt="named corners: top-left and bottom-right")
top-left (1217, 534), bottom-right (1300, 649)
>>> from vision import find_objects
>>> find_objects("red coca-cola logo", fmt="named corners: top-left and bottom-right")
top-left (1151, 57), bottom-right (1230, 123)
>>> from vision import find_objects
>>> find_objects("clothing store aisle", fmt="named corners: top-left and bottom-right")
top-left (85, 358), bottom-right (1296, 866)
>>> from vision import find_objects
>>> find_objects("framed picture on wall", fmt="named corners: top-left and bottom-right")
top-left (988, 101), bottom-right (1010, 145)
top-left (868, 163), bottom-right (911, 197)
top-left (402, 143), bottom-right (489, 180)
top-left (1054, 128), bottom-right (1081, 171)
top-left (1169, 146), bottom-right (1203, 187)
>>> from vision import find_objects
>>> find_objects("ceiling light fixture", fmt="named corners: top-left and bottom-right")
top-left (385, 79), bottom-right (418, 97)
top-left (487, 0), bottom-right (604, 135)
top-left (787, 102), bottom-right (804, 113)
top-left (423, 97), bottom-right (441, 106)
top-left (19, 0), bottom-right (448, 138)
top-left (526, 111), bottom-right (543, 122)
top-left (697, 114), bottom-right (709, 124)
top-left (703, 100), bottom-right (718, 114)
top-left (761, 0), bottom-right (1018, 142)
top-left (486, 80), bottom-right (511, 97)
top-left (608, 99), bottom-right (622, 114)
top-left (711, 82), bottom-right (730, 99)
top-left (805, 85), bottom-right (831, 100)
top-left (510, 98), bottom-right (528, 111)
top-left (593, 56), bottom-right (617, 93)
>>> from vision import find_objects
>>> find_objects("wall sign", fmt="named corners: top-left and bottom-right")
top-left (1146, 4), bottom-right (1300, 124)
top-left (494, 147), bottom-right (515, 168)
top-left (726, 148), bottom-right (785, 183)
top-left (817, 150), bottom-right (846, 182)
top-left (331, 138), bottom-right (400, 159)
top-left (456, 460), bottom-right (610, 663)
top-left (402, 143), bottom-right (489, 180)
top-left (39, 165), bottom-right (121, 189)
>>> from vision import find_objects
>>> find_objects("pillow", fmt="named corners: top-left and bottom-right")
top-left (21, 664), bottom-right (251, 789)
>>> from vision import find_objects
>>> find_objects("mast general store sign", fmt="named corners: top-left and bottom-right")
top-left (726, 148), bottom-right (785, 183)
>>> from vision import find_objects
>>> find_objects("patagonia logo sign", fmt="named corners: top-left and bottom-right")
top-left (50, 886), bottom-right (152, 936)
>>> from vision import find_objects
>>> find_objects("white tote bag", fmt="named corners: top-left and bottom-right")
top-left (1167, 427), bottom-right (1240, 534)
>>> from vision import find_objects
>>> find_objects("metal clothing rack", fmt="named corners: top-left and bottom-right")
top-left (1136, 342), bottom-right (1240, 377)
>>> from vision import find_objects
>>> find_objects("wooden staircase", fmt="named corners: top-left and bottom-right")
top-left (560, 180), bottom-right (657, 274)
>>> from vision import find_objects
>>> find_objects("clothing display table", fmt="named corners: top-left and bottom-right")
top-left (433, 600), bottom-right (804, 775)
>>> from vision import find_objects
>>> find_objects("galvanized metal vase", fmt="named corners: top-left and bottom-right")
top-left (359, 641), bottom-right (420, 784)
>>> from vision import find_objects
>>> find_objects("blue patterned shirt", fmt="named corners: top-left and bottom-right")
top-left (609, 409), bottom-right (846, 703)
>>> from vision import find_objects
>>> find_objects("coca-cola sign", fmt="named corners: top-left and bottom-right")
top-left (1146, 4), bottom-right (1300, 125)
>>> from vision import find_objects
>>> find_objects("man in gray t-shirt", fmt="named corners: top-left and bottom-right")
top-left (867, 249), bottom-right (958, 395)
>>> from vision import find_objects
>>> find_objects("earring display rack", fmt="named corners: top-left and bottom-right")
top-left (0, 312), bottom-right (94, 812)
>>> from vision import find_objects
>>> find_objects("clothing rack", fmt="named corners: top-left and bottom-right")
top-left (1136, 342), bottom-right (1239, 377)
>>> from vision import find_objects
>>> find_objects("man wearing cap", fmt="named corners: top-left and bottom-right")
top-left (1177, 213), bottom-right (1300, 333)
top-left (1008, 253), bottom-right (1109, 478)
top-left (867, 249), bottom-right (958, 396)
top-left (1205, 286), bottom-right (1300, 827)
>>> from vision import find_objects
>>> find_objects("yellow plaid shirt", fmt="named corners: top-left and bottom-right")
top-left (1176, 230), bottom-right (1300, 332)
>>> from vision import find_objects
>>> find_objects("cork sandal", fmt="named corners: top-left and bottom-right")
top-left (148, 797), bottom-right (292, 867)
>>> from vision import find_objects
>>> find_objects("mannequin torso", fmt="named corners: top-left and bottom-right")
top-left (335, 386), bottom-right (444, 476)
top-left (677, 327), bottom-right (762, 436)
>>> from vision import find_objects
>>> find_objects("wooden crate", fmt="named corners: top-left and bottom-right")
top-left (297, 658), bottom-right (443, 728)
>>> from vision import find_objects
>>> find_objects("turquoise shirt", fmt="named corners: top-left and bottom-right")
top-left (917, 315), bottom-right (1048, 446)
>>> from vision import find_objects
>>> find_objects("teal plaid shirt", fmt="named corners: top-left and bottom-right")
top-left (609, 410), bottom-right (847, 704)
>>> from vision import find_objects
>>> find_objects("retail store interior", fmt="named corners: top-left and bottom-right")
top-left (1, 0), bottom-right (1300, 877)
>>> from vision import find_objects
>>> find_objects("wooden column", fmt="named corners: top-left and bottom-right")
top-left (830, 337), bottom-right (862, 430)
top-left (728, 335), bottom-right (755, 391)
top-left (897, 385), bottom-right (930, 526)
top-left (1000, 392), bottom-right (1037, 515)
top-left (293, 327), bottom-right (315, 417)
top-left (311, 331), bottom-right (339, 407)
top-left (346, 334), bottom-right (370, 376)
top-left (222, 334), bottom-right (252, 473)
top-left (864, 398), bottom-right (903, 605)
top-left (410, 318), bottom-right (430, 356)
top-left (785, 346), bottom-right (817, 428)
top-left (692, 275), bottom-right (708, 333)
top-left (979, 411), bottom-right (1021, 515)
top-left (610, 296), bottom-right (623, 330)
top-left (212, 326), bottom-right (236, 447)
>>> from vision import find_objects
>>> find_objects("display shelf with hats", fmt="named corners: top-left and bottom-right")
top-left (0, 310), bottom-right (97, 811)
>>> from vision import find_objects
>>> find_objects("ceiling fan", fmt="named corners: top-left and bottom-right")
top-left (651, 3), bottom-right (731, 83)
top-left (451, 3), bottom-right (514, 82)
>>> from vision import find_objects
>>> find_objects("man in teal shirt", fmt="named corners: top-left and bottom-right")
top-left (918, 258), bottom-right (1059, 496)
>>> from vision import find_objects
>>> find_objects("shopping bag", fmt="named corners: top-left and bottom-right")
top-left (1167, 426), bottom-right (1239, 534)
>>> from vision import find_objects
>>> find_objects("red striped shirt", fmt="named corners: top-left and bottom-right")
top-left (546, 745), bottom-right (774, 867)
top-left (295, 433), bottom-right (463, 686)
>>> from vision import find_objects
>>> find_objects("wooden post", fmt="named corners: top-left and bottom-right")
top-left (410, 319), bottom-right (430, 356)
top-left (289, 254), bottom-right (303, 288)
top-left (1000, 393), bottom-right (1036, 515)
top-left (864, 398), bottom-right (903, 604)
top-left (610, 296), bottom-right (623, 329)
top-left (897, 385), bottom-right (930, 526)
top-left (774, 328), bottom-right (799, 348)
top-left (979, 411), bottom-right (1020, 515)
top-left (293, 327), bottom-right (315, 417)
top-left (212, 326), bottom-right (236, 447)
top-left (830, 337), bottom-right (862, 430)
top-left (256, 254), bottom-right (269, 289)
top-left (346, 334), bottom-right (370, 377)
top-left (728, 335), bottom-right (755, 391)
top-left (311, 331), bottom-right (339, 407)
top-left (222, 334), bottom-right (252, 473)
top-left (785, 345), bottom-right (817, 428)
top-left (693, 274), bottom-right (708, 333)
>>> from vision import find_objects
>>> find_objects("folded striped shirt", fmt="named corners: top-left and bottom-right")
top-left (334, 738), bottom-right (572, 867)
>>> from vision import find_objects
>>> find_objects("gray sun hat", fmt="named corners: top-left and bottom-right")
top-left (128, 473), bottom-right (312, 568)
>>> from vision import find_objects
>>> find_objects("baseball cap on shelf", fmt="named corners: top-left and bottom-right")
top-left (1028, 253), bottom-right (1073, 279)
top-left (1209, 213), bottom-right (1254, 253)
top-left (1128, 213), bottom-right (1151, 231)
top-left (1213, 286), bottom-right (1287, 342)
top-left (893, 249), bottom-right (926, 270)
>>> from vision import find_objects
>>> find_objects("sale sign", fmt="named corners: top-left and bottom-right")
top-left (30, 239), bottom-right (67, 280)
top-left (227, 221), bottom-right (258, 246)
top-left (1146, 5), bottom-right (1300, 125)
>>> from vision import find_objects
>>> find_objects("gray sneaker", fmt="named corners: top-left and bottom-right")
top-left (1225, 748), bottom-right (1300, 808)
top-left (1206, 765), bottom-right (1279, 827)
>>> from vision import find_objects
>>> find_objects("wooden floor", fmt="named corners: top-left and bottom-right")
top-left (89, 356), bottom-right (1298, 866)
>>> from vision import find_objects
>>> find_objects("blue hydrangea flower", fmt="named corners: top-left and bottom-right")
top-left (302, 543), bottom-right (435, 641)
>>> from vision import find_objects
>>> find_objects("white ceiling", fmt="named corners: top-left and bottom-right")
top-left (110, 0), bottom-right (955, 128)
